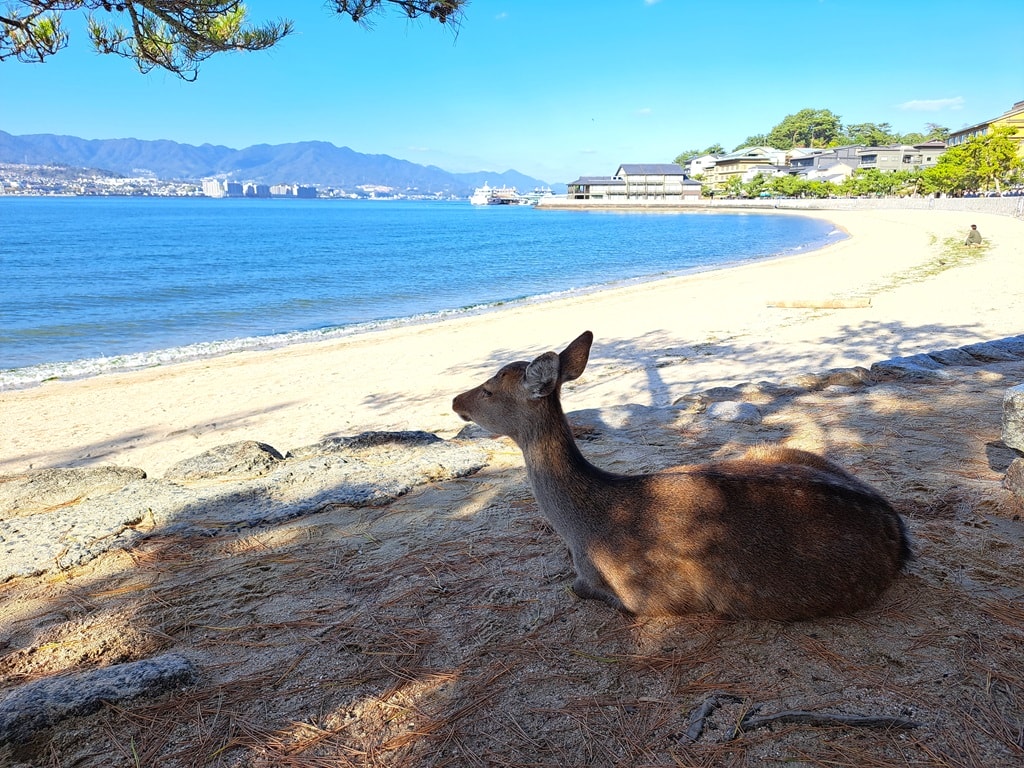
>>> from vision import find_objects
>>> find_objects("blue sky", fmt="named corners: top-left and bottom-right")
top-left (2, 0), bottom-right (1023, 184)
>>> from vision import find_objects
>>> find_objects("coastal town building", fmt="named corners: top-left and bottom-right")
top-left (685, 140), bottom-right (949, 193)
top-left (686, 153), bottom-right (719, 180)
top-left (703, 147), bottom-right (788, 189)
top-left (856, 142), bottom-right (946, 173)
top-left (947, 99), bottom-right (1024, 157)
top-left (565, 163), bottom-right (701, 202)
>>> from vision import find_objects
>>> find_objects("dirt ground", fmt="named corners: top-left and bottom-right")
top-left (2, 358), bottom-right (1023, 767)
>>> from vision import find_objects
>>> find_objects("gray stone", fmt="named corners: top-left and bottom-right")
top-left (0, 432), bottom-right (492, 582)
top-left (0, 466), bottom-right (146, 516)
top-left (0, 479), bottom-right (194, 580)
top-left (286, 430), bottom-right (441, 460)
top-left (870, 354), bottom-right (953, 381)
top-left (778, 367), bottom-right (871, 392)
top-left (1004, 458), bottom-right (1024, 501)
top-left (163, 440), bottom-right (284, 481)
top-left (820, 367), bottom-right (874, 389)
top-left (571, 404), bottom-right (684, 433)
top-left (706, 401), bottom-right (762, 425)
top-left (927, 347), bottom-right (981, 366)
top-left (0, 653), bottom-right (196, 746)
top-left (962, 336), bottom-right (1024, 362)
top-left (1002, 384), bottom-right (1024, 454)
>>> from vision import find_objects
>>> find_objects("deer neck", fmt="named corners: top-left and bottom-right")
top-left (515, 405), bottom-right (613, 536)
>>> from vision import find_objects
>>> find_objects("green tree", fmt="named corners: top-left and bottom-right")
top-left (673, 143), bottom-right (725, 165)
top-left (922, 122), bottom-right (949, 142)
top-left (843, 122), bottom-right (900, 147)
top-left (1, 1), bottom-right (466, 80)
top-left (765, 108), bottom-right (843, 149)
top-left (743, 172), bottom-right (769, 198)
top-left (723, 175), bottom-right (744, 197)
top-left (900, 123), bottom-right (949, 145)
top-left (736, 134), bottom-right (767, 150)
top-left (769, 173), bottom-right (805, 197)
top-left (921, 125), bottom-right (1023, 194)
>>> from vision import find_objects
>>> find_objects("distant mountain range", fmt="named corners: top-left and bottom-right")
top-left (0, 130), bottom-right (560, 195)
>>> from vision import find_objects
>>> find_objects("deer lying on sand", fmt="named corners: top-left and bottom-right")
top-left (453, 331), bottom-right (911, 619)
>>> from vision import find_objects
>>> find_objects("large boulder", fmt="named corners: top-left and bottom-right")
top-left (1003, 384), bottom-right (1024, 454)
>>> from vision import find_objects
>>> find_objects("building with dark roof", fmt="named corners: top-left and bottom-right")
top-left (565, 163), bottom-right (701, 202)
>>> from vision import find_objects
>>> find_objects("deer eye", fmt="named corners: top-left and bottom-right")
top-left (480, 388), bottom-right (492, 398)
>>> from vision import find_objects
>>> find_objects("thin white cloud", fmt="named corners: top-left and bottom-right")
top-left (636, 107), bottom-right (653, 116)
top-left (897, 97), bottom-right (965, 112)
top-left (644, 0), bottom-right (663, 5)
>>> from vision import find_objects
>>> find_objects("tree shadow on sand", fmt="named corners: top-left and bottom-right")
top-left (2, 326), bottom-right (1024, 767)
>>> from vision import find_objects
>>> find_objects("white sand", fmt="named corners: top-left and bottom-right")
top-left (2, 208), bottom-right (1022, 478)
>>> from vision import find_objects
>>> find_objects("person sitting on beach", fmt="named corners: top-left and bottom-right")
top-left (965, 224), bottom-right (983, 246)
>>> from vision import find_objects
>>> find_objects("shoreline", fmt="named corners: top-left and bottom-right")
top-left (2, 207), bottom-right (1022, 479)
top-left (1, 206), bottom-right (841, 391)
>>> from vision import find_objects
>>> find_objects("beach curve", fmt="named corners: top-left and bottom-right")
top-left (1, 206), bottom-right (1022, 479)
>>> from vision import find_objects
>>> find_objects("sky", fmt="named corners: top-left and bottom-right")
top-left (2, 0), bottom-right (1023, 184)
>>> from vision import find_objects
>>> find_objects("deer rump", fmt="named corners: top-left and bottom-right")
top-left (541, 455), bottom-right (909, 620)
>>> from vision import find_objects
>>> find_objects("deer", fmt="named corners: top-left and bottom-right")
top-left (452, 331), bottom-right (911, 619)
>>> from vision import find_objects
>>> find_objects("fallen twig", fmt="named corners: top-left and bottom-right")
top-left (684, 694), bottom-right (923, 743)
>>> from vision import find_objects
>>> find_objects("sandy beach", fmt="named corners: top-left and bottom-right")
top-left (2, 206), bottom-right (1023, 478)
top-left (3, 204), bottom-right (1024, 766)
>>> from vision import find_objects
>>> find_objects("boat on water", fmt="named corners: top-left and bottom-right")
top-left (469, 183), bottom-right (493, 205)
top-left (469, 184), bottom-right (531, 206)
top-left (523, 186), bottom-right (554, 205)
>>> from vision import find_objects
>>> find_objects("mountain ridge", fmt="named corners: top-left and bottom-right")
top-left (0, 130), bottom-right (558, 195)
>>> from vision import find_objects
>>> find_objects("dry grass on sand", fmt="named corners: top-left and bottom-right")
top-left (2, 356), bottom-right (1024, 767)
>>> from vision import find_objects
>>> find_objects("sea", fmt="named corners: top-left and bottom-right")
top-left (0, 197), bottom-right (843, 390)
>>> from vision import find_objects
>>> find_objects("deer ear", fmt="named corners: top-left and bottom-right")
top-left (524, 352), bottom-right (560, 398)
top-left (558, 331), bottom-right (593, 382)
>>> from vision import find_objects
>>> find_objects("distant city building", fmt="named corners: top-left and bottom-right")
top-left (201, 179), bottom-right (225, 197)
top-left (244, 183), bottom-right (271, 198)
top-left (268, 184), bottom-right (317, 198)
top-left (204, 179), bottom-right (307, 199)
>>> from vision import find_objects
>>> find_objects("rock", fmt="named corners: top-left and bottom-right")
top-left (0, 432), bottom-right (492, 581)
top-left (927, 347), bottom-right (981, 366)
top-left (286, 430), bottom-right (441, 460)
top-left (1, 479), bottom-right (193, 581)
top-left (1002, 384), bottom-right (1024, 454)
top-left (163, 440), bottom-right (284, 481)
top-left (778, 366), bottom-right (872, 392)
top-left (1004, 458), bottom-right (1024, 501)
top-left (0, 466), bottom-right (146, 517)
top-left (705, 401), bottom-right (762, 425)
top-left (962, 336), bottom-right (1024, 362)
top-left (870, 354), bottom-right (953, 381)
top-left (0, 653), bottom-right (196, 746)
top-left (571, 404), bottom-right (684, 433)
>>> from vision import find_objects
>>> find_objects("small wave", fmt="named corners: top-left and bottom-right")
top-left (0, 286), bottom-right (601, 390)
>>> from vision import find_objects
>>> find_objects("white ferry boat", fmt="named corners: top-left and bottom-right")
top-left (469, 183), bottom-right (494, 205)
top-left (523, 186), bottom-right (554, 205)
top-left (470, 184), bottom-right (532, 205)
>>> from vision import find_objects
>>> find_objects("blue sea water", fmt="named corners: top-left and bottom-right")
top-left (0, 197), bottom-right (842, 389)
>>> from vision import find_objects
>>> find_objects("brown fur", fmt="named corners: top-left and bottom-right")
top-left (453, 331), bottom-right (911, 619)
